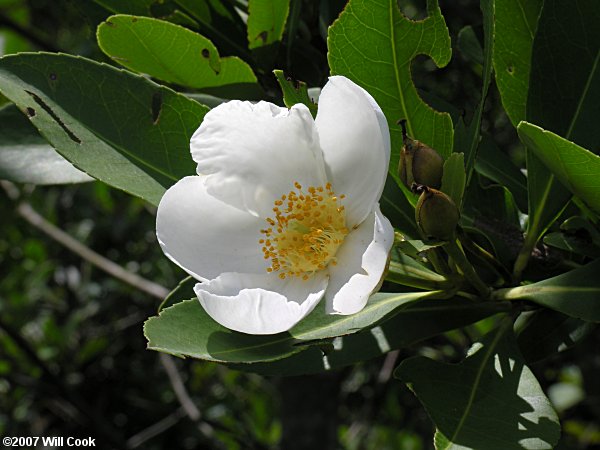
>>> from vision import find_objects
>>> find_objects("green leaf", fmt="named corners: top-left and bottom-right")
top-left (144, 290), bottom-right (438, 363)
top-left (492, 0), bottom-right (543, 125)
top-left (0, 104), bottom-right (92, 185)
top-left (232, 298), bottom-right (510, 376)
top-left (474, 133), bottom-right (528, 212)
top-left (496, 258), bottom-right (600, 322)
top-left (453, 0), bottom-right (494, 184)
top-left (328, 0), bottom-right (454, 187)
top-left (380, 176), bottom-right (420, 239)
top-left (0, 52), bottom-right (208, 206)
top-left (97, 15), bottom-right (258, 91)
top-left (518, 0), bottom-right (600, 276)
top-left (396, 319), bottom-right (560, 450)
top-left (518, 122), bottom-right (600, 215)
top-left (440, 152), bottom-right (465, 207)
top-left (247, 0), bottom-right (289, 49)
top-left (515, 309), bottom-right (597, 364)
top-left (273, 69), bottom-right (317, 117)
top-left (457, 25), bottom-right (483, 66)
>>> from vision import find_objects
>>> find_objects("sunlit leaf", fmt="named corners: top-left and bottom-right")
top-left (233, 298), bottom-right (510, 376)
top-left (273, 69), bottom-right (317, 117)
top-left (0, 104), bottom-right (92, 185)
top-left (97, 15), bottom-right (258, 91)
top-left (328, 0), bottom-right (453, 188)
top-left (144, 290), bottom-right (438, 363)
top-left (396, 319), bottom-right (561, 450)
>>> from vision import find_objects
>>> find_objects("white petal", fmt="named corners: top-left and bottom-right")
top-left (195, 271), bottom-right (328, 334)
top-left (156, 176), bottom-right (267, 282)
top-left (191, 101), bottom-right (327, 217)
top-left (325, 206), bottom-right (394, 315)
top-left (315, 76), bottom-right (390, 227)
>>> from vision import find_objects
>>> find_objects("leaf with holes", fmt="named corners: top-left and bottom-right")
top-left (328, 0), bottom-right (453, 188)
top-left (0, 104), bottom-right (92, 185)
top-left (0, 52), bottom-right (208, 205)
top-left (492, 0), bottom-right (543, 125)
top-left (453, 0), bottom-right (494, 183)
top-left (396, 318), bottom-right (560, 450)
top-left (144, 290), bottom-right (438, 363)
top-left (247, 0), bottom-right (289, 49)
top-left (273, 69), bottom-right (318, 117)
top-left (97, 15), bottom-right (258, 92)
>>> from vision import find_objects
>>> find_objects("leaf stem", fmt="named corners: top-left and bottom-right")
top-left (512, 231), bottom-right (537, 281)
top-left (444, 239), bottom-right (490, 298)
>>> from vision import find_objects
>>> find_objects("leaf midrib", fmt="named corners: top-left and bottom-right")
top-left (444, 319), bottom-right (510, 448)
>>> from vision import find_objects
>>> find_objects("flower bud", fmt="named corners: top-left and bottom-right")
top-left (414, 185), bottom-right (459, 240)
top-left (397, 120), bottom-right (444, 189)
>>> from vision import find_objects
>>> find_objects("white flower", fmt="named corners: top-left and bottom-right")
top-left (156, 76), bottom-right (394, 335)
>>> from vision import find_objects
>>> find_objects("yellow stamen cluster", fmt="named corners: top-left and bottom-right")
top-left (260, 182), bottom-right (348, 280)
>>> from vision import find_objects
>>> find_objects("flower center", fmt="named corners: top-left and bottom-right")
top-left (260, 182), bottom-right (348, 280)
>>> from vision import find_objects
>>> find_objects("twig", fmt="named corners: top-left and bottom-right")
top-left (2, 182), bottom-right (169, 300)
top-left (377, 350), bottom-right (400, 384)
top-left (126, 407), bottom-right (186, 449)
top-left (158, 354), bottom-right (214, 437)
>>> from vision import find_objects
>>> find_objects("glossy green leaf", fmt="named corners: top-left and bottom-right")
top-left (247, 0), bottom-right (289, 49)
top-left (518, 122), bottom-right (600, 215)
top-left (475, 133), bottom-right (528, 212)
top-left (273, 69), bottom-right (317, 117)
top-left (520, 0), bottom-right (600, 273)
top-left (0, 104), bottom-right (92, 185)
top-left (328, 0), bottom-right (453, 188)
top-left (144, 290), bottom-right (438, 363)
top-left (496, 258), bottom-right (600, 322)
top-left (492, 0), bottom-right (543, 125)
top-left (516, 309), bottom-right (597, 364)
top-left (97, 15), bottom-right (257, 90)
top-left (233, 298), bottom-right (510, 376)
top-left (397, 319), bottom-right (560, 450)
top-left (440, 152), bottom-right (465, 207)
top-left (0, 53), bottom-right (208, 206)
top-left (453, 0), bottom-right (494, 183)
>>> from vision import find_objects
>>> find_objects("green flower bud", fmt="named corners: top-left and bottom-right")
top-left (397, 120), bottom-right (444, 189)
top-left (414, 185), bottom-right (459, 240)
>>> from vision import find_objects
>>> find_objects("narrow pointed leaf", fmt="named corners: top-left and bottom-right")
top-left (497, 258), bottom-right (600, 322)
top-left (0, 53), bottom-right (208, 206)
top-left (396, 319), bottom-right (560, 450)
top-left (328, 0), bottom-right (453, 189)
